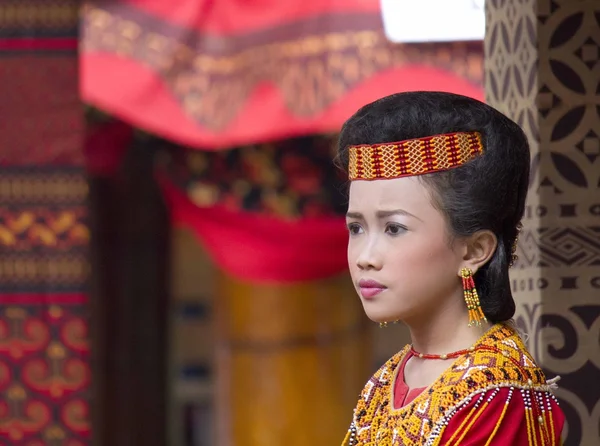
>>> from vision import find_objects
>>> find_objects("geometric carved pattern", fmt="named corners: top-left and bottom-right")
top-left (485, 0), bottom-right (600, 444)
top-left (515, 227), bottom-right (600, 268)
top-left (539, 227), bottom-right (600, 267)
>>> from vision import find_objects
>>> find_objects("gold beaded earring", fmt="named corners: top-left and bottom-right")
top-left (460, 268), bottom-right (487, 327)
top-left (378, 321), bottom-right (399, 328)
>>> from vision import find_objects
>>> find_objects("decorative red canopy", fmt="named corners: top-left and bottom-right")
top-left (81, 0), bottom-right (484, 150)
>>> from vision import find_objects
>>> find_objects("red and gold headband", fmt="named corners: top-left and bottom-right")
top-left (348, 132), bottom-right (484, 181)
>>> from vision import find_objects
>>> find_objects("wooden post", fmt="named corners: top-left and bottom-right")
top-left (485, 1), bottom-right (600, 444)
top-left (89, 141), bottom-right (170, 446)
top-left (215, 272), bottom-right (371, 446)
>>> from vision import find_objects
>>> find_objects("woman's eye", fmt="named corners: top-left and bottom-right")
top-left (385, 223), bottom-right (406, 236)
top-left (347, 223), bottom-right (363, 235)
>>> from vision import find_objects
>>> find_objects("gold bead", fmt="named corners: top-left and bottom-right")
top-left (441, 354), bottom-right (447, 360)
top-left (419, 353), bottom-right (424, 359)
top-left (538, 416), bottom-right (544, 424)
top-left (528, 379), bottom-right (533, 386)
top-left (502, 351), bottom-right (509, 357)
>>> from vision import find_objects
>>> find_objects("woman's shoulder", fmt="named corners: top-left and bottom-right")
top-left (433, 324), bottom-right (566, 446)
top-left (437, 324), bottom-right (552, 394)
top-left (472, 323), bottom-right (547, 379)
top-left (479, 322), bottom-right (537, 364)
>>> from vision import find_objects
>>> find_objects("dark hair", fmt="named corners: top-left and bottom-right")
top-left (336, 91), bottom-right (530, 323)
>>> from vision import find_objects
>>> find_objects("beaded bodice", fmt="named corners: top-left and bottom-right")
top-left (343, 324), bottom-right (558, 446)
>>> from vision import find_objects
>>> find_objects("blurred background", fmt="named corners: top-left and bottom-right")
top-left (0, 0), bottom-right (598, 445)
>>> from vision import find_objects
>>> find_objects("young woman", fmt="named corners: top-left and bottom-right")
top-left (338, 92), bottom-right (565, 445)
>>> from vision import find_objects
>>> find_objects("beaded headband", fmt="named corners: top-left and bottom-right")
top-left (347, 131), bottom-right (484, 181)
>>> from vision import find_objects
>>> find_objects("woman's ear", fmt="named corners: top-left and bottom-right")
top-left (461, 230), bottom-right (498, 273)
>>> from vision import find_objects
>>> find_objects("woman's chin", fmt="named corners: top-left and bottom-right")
top-left (364, 310), bottom-right (402, 324)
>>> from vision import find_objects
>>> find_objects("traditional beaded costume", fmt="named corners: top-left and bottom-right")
top-left (342, 324), bottom-right (564, 445)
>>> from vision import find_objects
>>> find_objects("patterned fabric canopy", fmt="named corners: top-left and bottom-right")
top-left (81, 0), bottom-right (484, 150)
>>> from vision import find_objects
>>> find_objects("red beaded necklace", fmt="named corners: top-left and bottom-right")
top-left (410, 345), bottom-right (476, 360)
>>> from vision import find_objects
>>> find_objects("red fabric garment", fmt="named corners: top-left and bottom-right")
top-left (439, 387), bottom-right (565, 445)
top-left (392, 350), bottom-right (566, 444)
top-left (393, 351), bottom-right (426, 409)
top-left (160, 177), bottom-right (348, 283)
top-left (81, 0), bottom-right (484, 149)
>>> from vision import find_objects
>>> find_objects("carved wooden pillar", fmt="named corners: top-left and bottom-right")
top-left (215, 273), bottom-right (370, 446)
top-left (485, 1), bottom-right (600, 444)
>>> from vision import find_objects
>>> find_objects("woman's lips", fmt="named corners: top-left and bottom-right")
top-left (358, 279), bottom-right (387, 299)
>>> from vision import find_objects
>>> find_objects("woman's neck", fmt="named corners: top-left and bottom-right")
top-left (406, 298), bottom-right (493, 355)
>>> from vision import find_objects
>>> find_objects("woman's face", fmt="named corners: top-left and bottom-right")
top-left (346, 177), bottom-right (465, 324)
